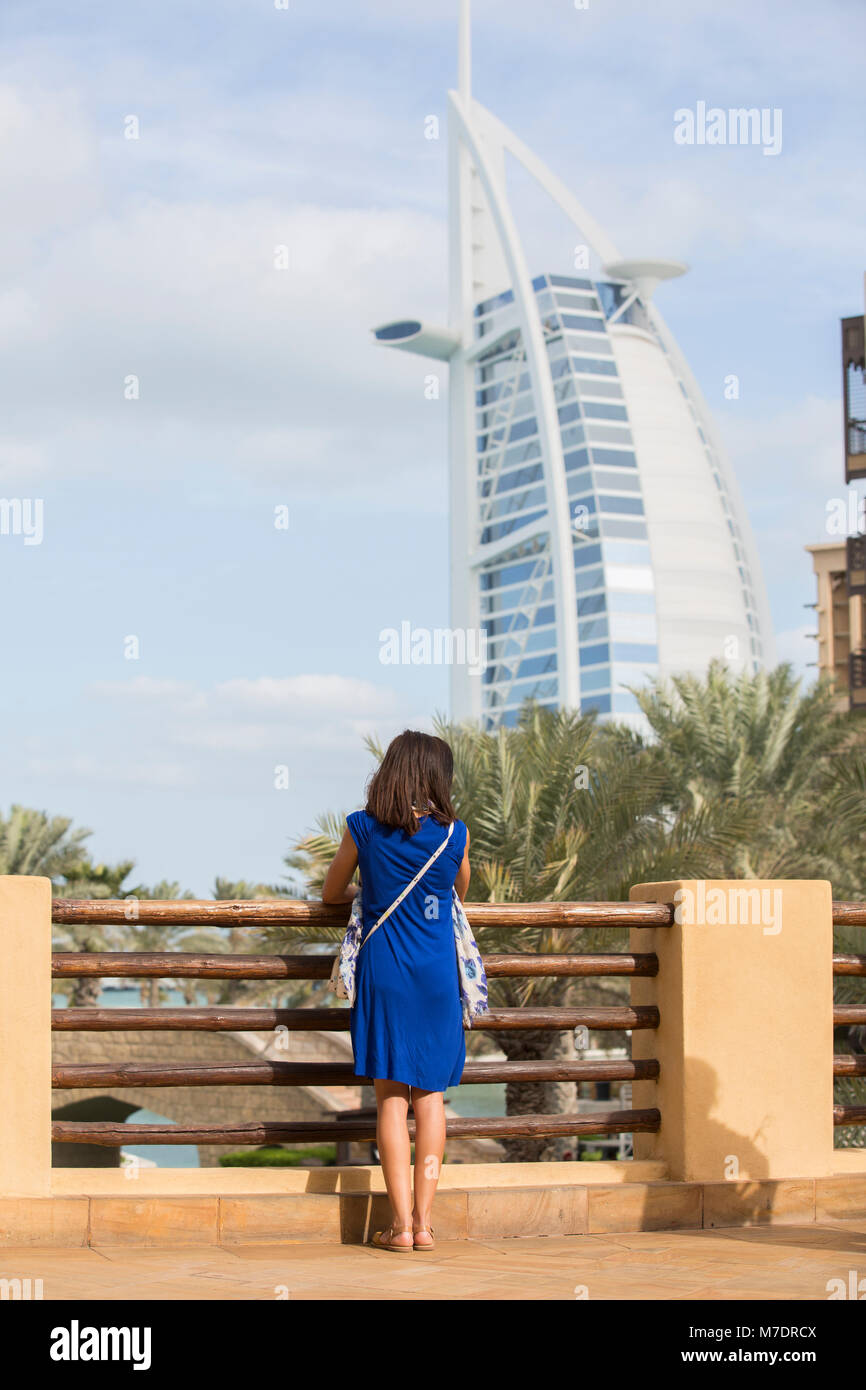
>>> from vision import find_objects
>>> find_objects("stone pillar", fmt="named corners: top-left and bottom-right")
top-left (629, 879), bottom-right (836, 1183)
top-left (0, 876), bottom-right (53, 1196)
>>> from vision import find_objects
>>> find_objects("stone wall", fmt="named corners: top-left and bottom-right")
top-left (52, 1029), bottom-right (357, 1169)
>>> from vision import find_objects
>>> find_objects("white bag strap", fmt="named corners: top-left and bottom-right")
top-left (359, 821), bottom-right (454, 952)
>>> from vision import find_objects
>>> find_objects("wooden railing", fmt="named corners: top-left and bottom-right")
top-left (48, 898), bottom-right (866, 1151)
top-left (50, 899), bottom-right (667, 1152)
top-left (832, 902), bottom-right (866, 1129)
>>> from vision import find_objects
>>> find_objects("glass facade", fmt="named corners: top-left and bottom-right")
top-left (473, 269), bottom-right (764, 728)
top-left (475, 272), bottom-right (663, 728)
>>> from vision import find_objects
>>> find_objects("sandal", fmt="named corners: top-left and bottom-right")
top-left (413, 1224), bottom-right (436, 1251)
top-left (370, 1223), bottom-right (414, 1254)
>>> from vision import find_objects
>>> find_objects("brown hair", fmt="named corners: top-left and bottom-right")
top-left (365, 730), bottom-right (456, 835)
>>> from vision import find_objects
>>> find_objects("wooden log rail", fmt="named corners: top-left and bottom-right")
top-left (46, 896), bottom-right (866, 1148)
top-left (50, 899), bottom-right (677, 927)
top-left (53, 1054), bottom-right (866, 1088)
top-left (51, 1109), bottom-right (662, 1147)
top-left (52, 1058), bottom-right (661, 1089)
top-left (51, 1004), bottom-right (659, 1032)
top-left (51, 950), bottom-right (866, 982)
top-left (834, 1007), bottom-right (866, 1026)
top-left (49, 1003), bottom-right (866, 1031)
top-left (51, 950), bottom-right (659, 979)
top-left (835, 1106), bottom-right (866, 1126)
top-left (832, 903), bottom-right (866, 927)
top-left (834, 1055), bottom-right (866, 1077)
top-left (48, 897), bottom-right (866, 928)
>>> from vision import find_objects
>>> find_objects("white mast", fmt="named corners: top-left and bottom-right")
top-left (447, 0), bottom-right (481, 720)
top-left (458, 0), bottom-right (471, 102)
top-left (447, 0), bottom-right (581, 715)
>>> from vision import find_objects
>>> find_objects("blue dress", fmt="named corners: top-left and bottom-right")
top-left (347, 809), bottom-right (467, 1092)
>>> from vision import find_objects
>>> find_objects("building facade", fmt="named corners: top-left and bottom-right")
top-left (805, 273), bottom-right (866, 713)
top-left (374, 2), bottom-right (774, 728)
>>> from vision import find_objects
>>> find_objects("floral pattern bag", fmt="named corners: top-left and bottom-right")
top-left (329, 885), bottom-right (490, 1026)
top-left (328, 891), bottom-right (364, 1004)
top-left (452, 889), bottom-right (490, 1028)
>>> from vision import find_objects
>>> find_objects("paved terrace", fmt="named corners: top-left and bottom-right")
top-left (3, 1217), bottom-right (865, 1300)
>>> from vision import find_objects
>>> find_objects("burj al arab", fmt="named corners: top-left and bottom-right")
top-left (373, 1), bottom-right (775, 729)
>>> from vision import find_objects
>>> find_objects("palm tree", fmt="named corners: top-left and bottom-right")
top-left (55, 868), bottom-right (214, 1009)
top-left (109, 881), bottom-right (218, 1008)
top-left (52, 853), bottom-right (141, 1008)
top-left (255, 866), bottom-right (359, 1012)
top-left (0, 804), bottom-right (92, 880)
top-left (623, 660), bottom-right (866, 883)
top-left (623, 660), bottom-right (866, 1147)
top-left (210, 877), bottom-right (314, 1009)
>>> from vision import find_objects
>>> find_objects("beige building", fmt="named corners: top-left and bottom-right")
top-left (805, 541), bottom-right (865, 711)
top-left (805, 275), bottom-right (866, 712)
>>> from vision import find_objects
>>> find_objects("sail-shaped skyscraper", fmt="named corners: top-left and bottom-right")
top-left (373, 2), bottom-right (774, 728)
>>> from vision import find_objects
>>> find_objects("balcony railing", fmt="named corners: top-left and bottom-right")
top-left (847, 534), bottom-right (866, 599)
top-left (49, 899), bottom-right (669, 1151)
top-left (43, 894), bottom-right (866, 1151)
top-left (850, 650), bottom-right (866, 711)
top-left (843, 312), bottom-right (866, 484)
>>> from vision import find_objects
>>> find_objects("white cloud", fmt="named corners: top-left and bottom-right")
top-left (721, 394), bottom-right (844, 505)
top-left (0, 438), bottom-right (46, 478)
top-left (0, 82), bottom-right (102, 266)
top-left (0, 178), bottom-right (447, 497)
top-left (78, 673), bottom-right (407, 761)
top-left (714, 393), bottom-right (861, 630)
top-left (27, 753), bottom-right (191, 789)
top-left (88, 677), bottom-right (207, 710)
top-left (215, 674), bottom-right (400, 715)
top-left (76, 669), bottom-right (412, 766)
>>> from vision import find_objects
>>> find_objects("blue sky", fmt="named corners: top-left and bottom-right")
top-left (0, 0), bottom-right (863, 893)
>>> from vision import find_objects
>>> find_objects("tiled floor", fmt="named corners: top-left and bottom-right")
top-left (2, 1218), bottom-right (865, 1300)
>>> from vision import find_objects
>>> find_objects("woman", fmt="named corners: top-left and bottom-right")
top-left (322, 729), bottom-right (470, 1252)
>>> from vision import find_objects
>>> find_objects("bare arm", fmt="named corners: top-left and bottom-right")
top-left (454, 826), bottom-right (471, 903)
top-left (321, 826), bottom-right (359, 905)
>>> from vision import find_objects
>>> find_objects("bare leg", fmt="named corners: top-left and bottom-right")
top-left (373, 1078), bottom-right (413, 1247)
top-left (410, 1086), bottom-right (446, 1246)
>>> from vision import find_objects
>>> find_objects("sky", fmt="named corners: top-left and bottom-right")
top-left (0, 0), bottom-right (864, 894)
